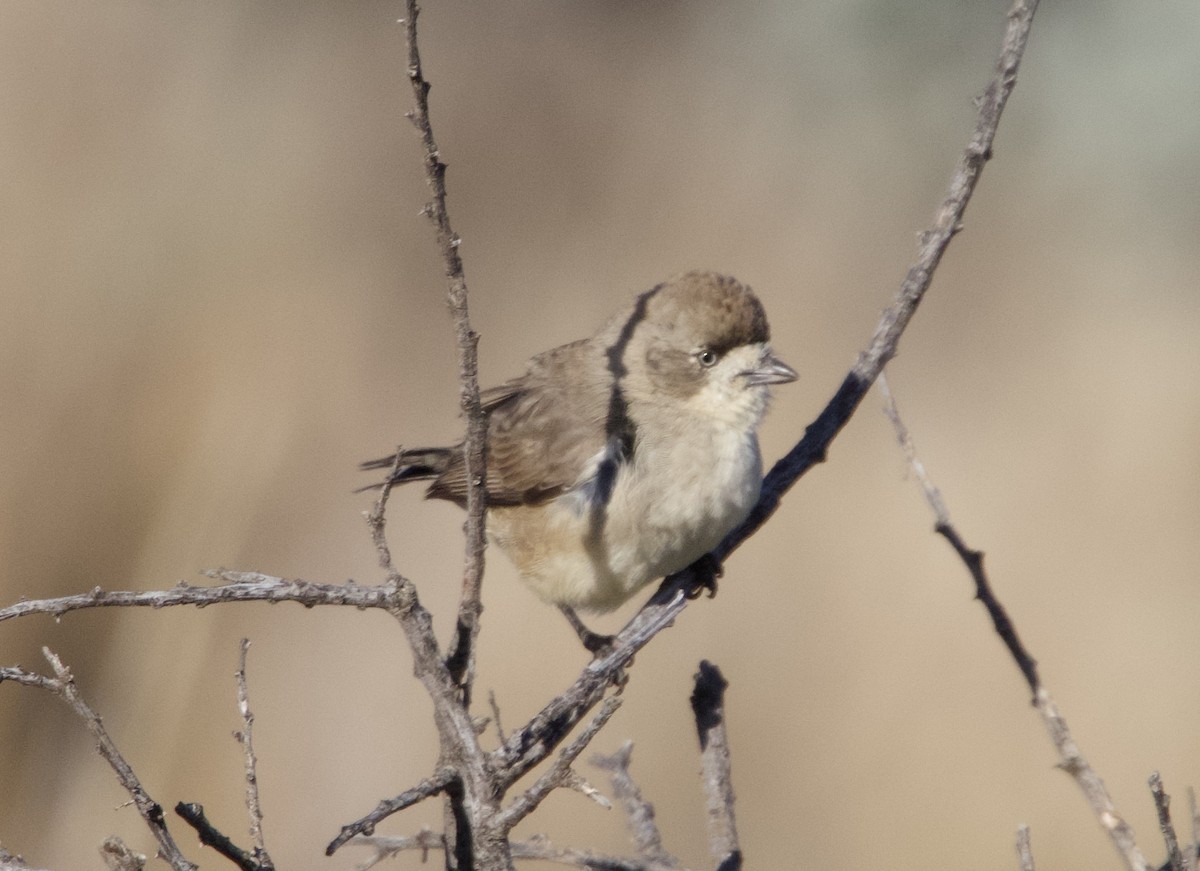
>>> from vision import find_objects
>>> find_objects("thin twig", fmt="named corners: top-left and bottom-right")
top-left (488, 689), bottom-right (507, 744)
top-left (329, 438), bottom-right (499, 863)
top-left (1016, 825), bottom-right (1035, 871)
top-left (0, 652), bottom-right (197, 871)
top-left (357, 832), bottom-right (654, 871)
top-left (99, 836), bottom-right (146, 871)
top-left (881, 378), bottom-right (1148, 871)
top-left (360, 457), bottom-right (499, 869)
top-left (235, 639), bottom-right (274, 870)
top-left (0, 844), bottom-right (51, 871)
top-left (690, 662), bottom-right (740, 871)
top-left (1151, 773), bottom-right (1186, 871)
top-left (711, 0), bottom-right (1041, 566)
top-left (0, 573), bottom-right (398, 624)
top-left (492, 591), bottom-right (684, 787)
top-left (327, 769), bottom-right (457, 854)
top-left (174, 803), bottom-right (259, 871)
top-left (880, 373), bottom-right (1040, 691)
top-left (400, 0), bottom-right (488, 705)
top-left (592, 743), bottom-right (679, 869)
top-left (1187, 788), bottom-right (1198, 871)
top-left (496, 697), bottom-right (622, 831)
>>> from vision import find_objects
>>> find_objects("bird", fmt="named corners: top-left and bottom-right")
top-left (362, 270), bottom-right (796, 647)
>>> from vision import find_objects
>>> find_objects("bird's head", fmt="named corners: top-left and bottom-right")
top-left (616, 271), bottom-right (797, 430)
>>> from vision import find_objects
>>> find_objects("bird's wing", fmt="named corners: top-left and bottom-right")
top-left (429, 339), bottom-right (621, 506)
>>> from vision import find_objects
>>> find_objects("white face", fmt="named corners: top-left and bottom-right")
top-left (685, 342), bottom-right (774, 431)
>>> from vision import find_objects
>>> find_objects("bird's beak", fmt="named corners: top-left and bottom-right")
top-left (744, 353), bottom-right (798, 386)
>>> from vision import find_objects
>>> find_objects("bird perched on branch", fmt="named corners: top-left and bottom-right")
top-left (362, 270), bottom-right (796, 649)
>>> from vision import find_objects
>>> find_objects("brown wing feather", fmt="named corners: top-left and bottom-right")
top-left (427, 338), bottom-right (615, 506)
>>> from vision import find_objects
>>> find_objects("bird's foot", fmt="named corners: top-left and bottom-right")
top-left (684, 553), bottom-right (724, 600)
top-left (558, 605), bottom-right (631, 688)
top-left (558, 605), bottom-right (615, 655)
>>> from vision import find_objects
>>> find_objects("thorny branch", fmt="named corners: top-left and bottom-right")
top-left (401, 0), bottom-right (488, 704)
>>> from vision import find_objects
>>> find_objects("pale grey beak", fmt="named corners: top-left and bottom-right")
top-left (744, 353), bottom-right (798, 386)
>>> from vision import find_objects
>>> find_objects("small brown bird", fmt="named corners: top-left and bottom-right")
top-left (363, 271), bottom-right (796, 641)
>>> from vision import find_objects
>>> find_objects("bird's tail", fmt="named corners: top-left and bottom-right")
top-left (356, 447), bottom-right (454, 493)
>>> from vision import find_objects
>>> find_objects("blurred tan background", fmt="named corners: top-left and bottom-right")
top-left (2, 2), bottom-right (1199, 868)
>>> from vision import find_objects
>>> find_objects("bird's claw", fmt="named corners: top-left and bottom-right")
top-left (684, 553), bottom-right (723, 600)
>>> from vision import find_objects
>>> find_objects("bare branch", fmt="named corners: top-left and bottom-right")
top-left (496, 697), bottom-right (622, 832)
top-left (1151, 773), bottom-right (1186, 871)
top-left (881, 373), bottom-right (1040, 691)
top-left (357, 831), bottom-right (654, 871)
top-left (711, 0), bottom-right (1041, 564)
top-left (492, 591), bottom-right (684, 787)
top-left (327, 768), bottom-right (457, 855)
top-left (0, 651), bottom-right (198, 871)
top-left (234, 640), bottom-right (274, 871)
top-left (99, 836), bottom-right (146, 871)
top-left (0, 573), bottom-right (397, 625)
top-left (174, 803), bottom-right (261, 871)
top-left (1016, 825), bottom-right (1035, 871)
top-left (400, 0), bottom-right (488, 704)
top-left (1, 844), bottom-right (52, 871)
top-left (488, 690), bottom-right (508, 744)
top-left (1187, 788), bottom-right (1199, 871)
top-left (690, 662), bottom-right (740, 871)
top-left (511, 836), bottom-right (656, 871)
top-left (358, 468), bottom-right (501, 869)
top-left (592, 743), bottom-right (679, 870)
top-left (881, 379), bottom-right (1149, 871)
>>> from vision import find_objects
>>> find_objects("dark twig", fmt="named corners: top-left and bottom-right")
top-left (880, 374), bottom-right (1040, 691)
top-left (174, 803), bottom-right (260, 871)
top-left (690, 662), bottom-right (740, 871)
top-left (0, 651), bottom-right (197, 871)
top-left (1151, 773), bottom-right (1187, 871)
top-left (234, 640), bottom-right (274, 871)
top-left (880, 376), bottom-right (1148, 871)
top-left (401, 0), bottom-right (488, 704)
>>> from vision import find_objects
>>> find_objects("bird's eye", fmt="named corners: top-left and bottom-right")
top-left (696, 348), bottom-right (719, 368)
